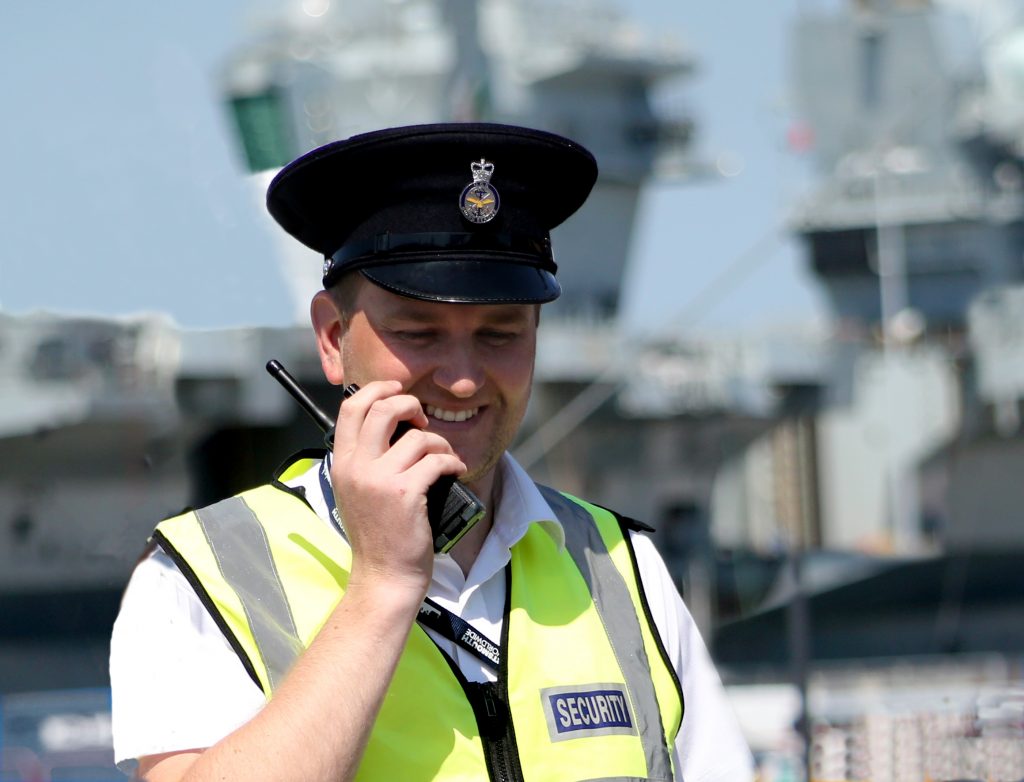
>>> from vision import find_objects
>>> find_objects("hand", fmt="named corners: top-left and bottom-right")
top-left (328, 381), bottom-right (466, 599)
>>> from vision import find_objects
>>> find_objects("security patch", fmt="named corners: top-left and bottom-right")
top-left (541, 683), bottom-right (637, 742)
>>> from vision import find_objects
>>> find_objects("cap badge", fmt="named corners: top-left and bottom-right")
top-left (459, 159), bottom-right (500, 224)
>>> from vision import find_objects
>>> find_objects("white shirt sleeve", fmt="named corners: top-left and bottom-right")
top-left (109, 548), bottom-right (265, 772)
top-left (629, 532), bottom-right (755, 782)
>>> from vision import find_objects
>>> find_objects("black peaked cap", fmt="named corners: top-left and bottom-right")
top-left (266, 123), bottom-right (598, 304)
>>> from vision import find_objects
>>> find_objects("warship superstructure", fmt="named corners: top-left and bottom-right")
top-left (222, 0), bottom-right (697, 322)
top-left (715, 1), bottom-right (1024, 777)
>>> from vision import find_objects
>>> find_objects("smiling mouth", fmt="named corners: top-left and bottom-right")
top-left (424, 404), bottom-right (480, 423)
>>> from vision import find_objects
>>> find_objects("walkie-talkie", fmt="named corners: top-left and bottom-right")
top-left (266, 359), bottom-right (486, 554)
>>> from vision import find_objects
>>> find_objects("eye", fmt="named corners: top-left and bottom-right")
top-left (393, 329), bottom-right (438, 343)
top-left (479, 329), bottom-right (519, 346)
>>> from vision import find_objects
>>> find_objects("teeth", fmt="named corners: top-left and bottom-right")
top-left (425, 404), bottom-right (479, 423)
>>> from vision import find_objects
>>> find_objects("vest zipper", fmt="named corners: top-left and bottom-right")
top-left (465, 680), bottom-right (522, 782)
top-left (489, 565), bottom-right (524, 782)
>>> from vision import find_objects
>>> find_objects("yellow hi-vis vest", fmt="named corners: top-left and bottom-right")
top-left (152, 457), bottom-right (683, 782)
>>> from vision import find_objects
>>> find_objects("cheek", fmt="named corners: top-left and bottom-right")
top-left (340, 329), bottom-right (405, 384)
top-left (493, 348), bottom-right (535, 402)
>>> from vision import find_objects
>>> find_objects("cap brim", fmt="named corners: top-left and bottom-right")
top-left (360, 259), bottom-right (560, 304)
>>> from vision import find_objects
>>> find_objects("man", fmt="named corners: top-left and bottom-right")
top-left (110, 123), bottom-right (753, 781)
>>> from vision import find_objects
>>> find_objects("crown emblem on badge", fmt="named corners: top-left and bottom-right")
top-left (459, 159), bottom-right (500, 224)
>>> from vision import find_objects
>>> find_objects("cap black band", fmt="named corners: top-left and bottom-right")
top-left (324, 231), bottom-right (556, 287)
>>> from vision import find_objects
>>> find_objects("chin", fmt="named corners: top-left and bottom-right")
top-left (460, 451), bottom-right (504, 488)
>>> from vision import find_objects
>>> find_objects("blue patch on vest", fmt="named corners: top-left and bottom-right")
top-left (542, 685), bottom-right (635, 740)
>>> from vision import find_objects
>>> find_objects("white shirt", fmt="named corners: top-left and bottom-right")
top-left (110, 454), bottom-right (753, 781)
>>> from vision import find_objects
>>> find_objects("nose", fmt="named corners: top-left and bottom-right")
top-left (432, 346), bottom-right (485, 399)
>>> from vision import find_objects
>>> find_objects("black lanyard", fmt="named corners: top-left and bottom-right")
top-left (318, 456), bottom-right (345, 533)
top-left (317, 455), bottom-right (502, 671)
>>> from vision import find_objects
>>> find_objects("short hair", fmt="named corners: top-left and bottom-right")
top-left (327, 271), bottom-right (363, 322)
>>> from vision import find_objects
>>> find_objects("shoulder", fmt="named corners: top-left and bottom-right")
top-left (113, 547), bottom-right (229, 645)
top-left (110, 548), bottom-right (265, 767)
top-left (591, 502), bottom-right (657, 535)
top-left (154, 481), bottom-right (315, 542)
top-left (535, 485), bottom-right (655, 535)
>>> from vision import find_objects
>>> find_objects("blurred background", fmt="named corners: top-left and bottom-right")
top-left (2, 0), bottom-right (1024, 779)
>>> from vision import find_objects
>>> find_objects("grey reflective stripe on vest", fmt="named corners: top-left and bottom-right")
top-left (537, 486), bottom-right (673, 782)
top-left (195, 496), bottom-right (304, 693)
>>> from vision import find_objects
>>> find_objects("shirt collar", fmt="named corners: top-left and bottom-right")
top-left (491, 452), bottom-right (565, 552)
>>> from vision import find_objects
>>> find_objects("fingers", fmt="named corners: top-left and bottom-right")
top-left (334, 383), bottom-right (465, 477)
top-left (327, 382), bottom-right (468, 589)
top-left (325, 382), bottom-right (466, 579)
top-left (333, 381), bottom-right (430, 460)
top-left (399, 450), bottom-right (467, 491)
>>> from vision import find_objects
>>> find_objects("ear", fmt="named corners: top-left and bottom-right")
top-left (310, 290), bottom-right (346, 386)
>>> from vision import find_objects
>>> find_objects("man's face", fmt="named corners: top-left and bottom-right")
top-left (336, 278), bottom-right (539, 492)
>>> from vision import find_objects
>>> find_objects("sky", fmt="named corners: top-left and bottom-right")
top-left (0, 0), bottom-right (829, 335)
